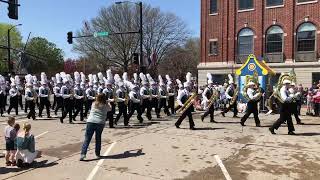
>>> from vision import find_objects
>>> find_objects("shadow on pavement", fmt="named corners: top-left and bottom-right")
top-left (0, 160), bottom-right (58, 175)
top-left (83, 149), bottom-right (145, 162)
top-left (295, 132), bottom-right (320, 136)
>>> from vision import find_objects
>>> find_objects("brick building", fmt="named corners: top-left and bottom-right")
top-left (198, 0), bottom-right (320, 87)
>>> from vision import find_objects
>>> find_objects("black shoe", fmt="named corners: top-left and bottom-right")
top-left (269, 127), bottom-right (276, 134)
top-left (240, 122), bottom-right (246, 126)
top-left (27, 116), bottom-right (30, 119)
top-left (60, 118), bottom-right (63, 123)
top-left (256, 124), bottom-right (261, 127)
top-left (16, 159), bottom-right (24, 168)
top-left (48, 116), bottom-right (52, 118)
top-left (297, 122), bottom-right (304, 125)
top-left (69, 121), bottom-right (74, 124)
top-left (190, 127), bottom-right (195, 130)
top-left (201, 115), bottom-right (204, 122)
top-left (109, 126), bottom-right (115, 128)
top-left (210, 120), bottom-right (217, 123)
top-left (221, 112), bottom-right (225, 117)
top-left (288, 131), bottom-right (296, 135)
top-left (233, 115), bottom-right (239, 118)
top-left (114, 121), bottom-right (118, 125)
top-left (175, 124), bottom-right (180, 129)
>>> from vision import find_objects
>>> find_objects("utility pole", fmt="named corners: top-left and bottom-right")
top-left (139, 2), bottom-right (144, 74)
top-left (7, 24), bottom-right (22, 73)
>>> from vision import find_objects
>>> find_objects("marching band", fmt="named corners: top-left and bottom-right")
top-left (0, 69), bottom-right (308, 134)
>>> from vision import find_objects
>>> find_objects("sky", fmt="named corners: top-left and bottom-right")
top-left (0, 0), bottom-right (200, 59)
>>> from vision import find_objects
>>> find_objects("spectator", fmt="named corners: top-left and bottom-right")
top-left (80, 94), bottom-right (111, 161)
top-left (4, 116), bottom-right (17, 166)
top-left (313, 89), bottom-right (320, 116)
top-left (307, 90), bottom-right (314, 116)
top-left (15, 123), bottom-right (42, 168)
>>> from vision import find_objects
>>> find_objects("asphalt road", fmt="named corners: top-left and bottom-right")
top-left (0, 109), bottom-right (319, 180)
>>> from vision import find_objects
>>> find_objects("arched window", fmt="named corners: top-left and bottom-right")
top-left (297, 23), bottom-right (316, 52)
top-left (266, 26), bottom-right (283, 53)
top-left (238, 28), bottom-right (254, 56)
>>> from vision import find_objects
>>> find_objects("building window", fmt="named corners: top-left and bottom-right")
top-left (238, 28), bottom-right (254, 55)
top-left (297, 0), bottom-right (318, 3)
top-left (239, 0), bottom-right (254, 10)
top-left (210, 0), bottom-right (217, 14)
top-left (297, 23), bottom-right (316, 52)
top-left (209, 40), bottom-right (218, 55)
top-left (266, 26), bottom-right (283, 53)
top-left (266, 0), bottom-right (283, 6)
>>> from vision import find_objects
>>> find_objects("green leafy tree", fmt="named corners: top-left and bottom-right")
top-left (0, 23), bottom-right (23, 73)
top-left (25, 37), bottom-right (64, 76)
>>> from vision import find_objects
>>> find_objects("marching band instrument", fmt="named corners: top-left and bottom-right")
top-left (206, 89), bottom-right (219, 109)
top-left (177, 92), bottom-right (197, 114)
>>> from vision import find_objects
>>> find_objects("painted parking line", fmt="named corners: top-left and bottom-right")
top-left (86, 142), bottom-right (117, 180)
top-left (35, 131), bottom-right (49, 138)
top-left (214, 155), bottom-right (232, 180)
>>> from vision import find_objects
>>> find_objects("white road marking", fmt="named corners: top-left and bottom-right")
top-left (1, 119), bottom-right (28, 125)
top-left (214, 155), bottom-right (232, 180)
top-left (86, 142), bottom-right (117, 180)
top-left (35, 131), bottom-right (49, 138)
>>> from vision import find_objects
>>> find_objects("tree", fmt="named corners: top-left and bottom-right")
top-left (24, 37), bottom-right (64, 76)
top-left (73, 3), bottom-right (189, 72)
top-left (0, 23), bottom-right (23, 73)
top-left (158, 38), bottom-right (200, 81)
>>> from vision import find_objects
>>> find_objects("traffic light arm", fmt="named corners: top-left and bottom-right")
top-left (0, 0), bottom-right (20, 6)
top-left (68, 31), bottom-right (140, 44)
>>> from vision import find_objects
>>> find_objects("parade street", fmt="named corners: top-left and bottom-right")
top-left (0, 110), bottom-right (319, 180)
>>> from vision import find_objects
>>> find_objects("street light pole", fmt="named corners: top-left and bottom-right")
top-left (7, 24), bottom-right (22, 73)
top-left (139, 2), bottom-right (144, 74)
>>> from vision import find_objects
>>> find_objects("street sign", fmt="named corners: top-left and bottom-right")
top-left (93, 31), bottom-right (109, 37)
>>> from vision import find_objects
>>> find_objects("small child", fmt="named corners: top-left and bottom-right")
top-left (306, 91), bottom-right (314, 116)
top-left (4, 116), bottom-right (18, 166)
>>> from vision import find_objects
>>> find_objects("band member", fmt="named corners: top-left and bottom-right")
top-left (128, 84), bottom-right (144, 123)
top-left (114, 81), bottom-right (129, 126)
top-left (289, 82), bottom-right (303, 124)
top-left (73, 72), bottom-right (85, 121)
top-left (60, 73), bottom-right (73, 124)
top-left (201, 73), bottom-right (216, 123)
top-left (97, 72), bottom-right (105, 95)
top-left (7, 78), bottom-right (18, 115)
top-left (175, 80), bottom-right (195, 130)
top-left (54, 73), bottom-right (63, 115)
top-left (0, 75), bottom-right (6, 117)
top-left (174, 79), bottom-right (184, 112)
top-left (84, 74), bottom-right (96, 117)
top-left (38, 73), bottom-right (51, 118)
top-left (13, 76), bottom-right (23, 111)
top-left (51, 77), bottom-right (57, 110)
top-left (269, 77), bottom-right (296, 135)
top-left (240, 81), bottom-right (261, 127)
top-left (166, 75), bottom-right (175, 115)
top-left (140, 73), bottom-right (152, 120)
top-left (149, 79), bottom-right (160, 118)
top-left (25, 75), bottom-right (36, 120)
top-left (103, 74), bottom-right (115, 128)
top-left (33, 76), bottom-right (40, 108)
top-left (221, 74), bottom-right (238, 118)
top-left (158, 75), bottom-right (170, 117)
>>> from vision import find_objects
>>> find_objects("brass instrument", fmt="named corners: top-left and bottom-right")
top-left (230, 87), bottom-right (239, 105)
top-left (242, 71), bottom-right (262, 102)
top-left (206, 89), bottom-right (219, 109)
top-left (273, 73), bottom-right (294, 104)
top-left (177, 92), bottom-right (197, 114)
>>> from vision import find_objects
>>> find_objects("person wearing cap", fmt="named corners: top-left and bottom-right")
top-left (201, 78), bottom-right (216, 123)
top-left (25, 80), bottom-right (36, 120)
top-left (103, 80), bottom-right (115, 128)
top-left (128, 85), bottom-right (144, 123)
top-left (175, 82), bottom-right (195, 130)
top-left (240, 81), bottom-right (261, 127)
top-left (73, 82), bottom-right (85, 121)
top-left (269, 79), bottom-right (296, 135)
top-left (38, 80), bottom-right (51, 118)
top-left (158, 82), bottom-right (170, 117)
top-left (114, 82), bottom-right (129, 126)
top-left (289, 82), bottom-right (303, 125)
top-left (84, 83), bottom-right (96, 118)
top-left (7, 79), bottom-right (18, 115)
top-left (140, 81), bottom-right (152, 120)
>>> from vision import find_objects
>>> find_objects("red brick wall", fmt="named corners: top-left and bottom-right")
top-left (201, 0), bottom-right (320, 63)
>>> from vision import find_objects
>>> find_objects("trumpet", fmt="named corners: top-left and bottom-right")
top-left (177, 93), bottom-right (197, 114)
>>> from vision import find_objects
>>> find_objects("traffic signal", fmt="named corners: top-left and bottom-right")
top-left (133, 53), bottom-right (139, 65)
top-left (8, 0), bottom-right (18, 20)
top-left (67, 32), bottom-right (73, 44)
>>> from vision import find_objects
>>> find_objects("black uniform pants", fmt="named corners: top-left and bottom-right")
top-left (223, 101), bottom-right (238, 117)
top-left (0, 94), bottom-right (6, 115)
top-left (290, 102), bottom-right (301, 123)
top-left (158, 98), bottom-right (170, 116)
top-left (128, 102), bottom-right (143, 123)
top-left (18, 94), bottom-right (23, 109)
top-left (115, 102), bottom-right (128, 125)
top-left (27, 100), bottom-right (36, 120)
top-left (202, 104), bottom-right (215, 122)
top-left (271, 103), bottom-right (295, 132)
top-left (7, 96), bottom-right (18, 115)
top-left (168, 96), bottom-right (175, 114)
top-left (39, 97), bottom-right (51, 117)
top-left (61, 98), bottom-right (73, 123)
top-left (175, 106), bottom-right (195, 129)
top-left (151, 98), bottom-right (159, 116)
top-left (73, 99), bottom-right (84, 121)
top-left (107, 111), bottom-right (114, 128)
top-left (84, 99), bottom-right (94, 117)
top-left (141, 99), bottom-right (152, 120)
top-left (52, 95), bottom-right (57, 110)
top-left (241, 101), bottom-right (260, 126)
top-left (54, 97), bottom-right (63, 115)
